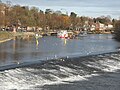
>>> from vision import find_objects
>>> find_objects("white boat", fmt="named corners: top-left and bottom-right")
top-left (78, 31), bottom-right (87, 37)
top-left (35, 34), bottom-right (42, 39)
top-left (57, 30), bottom-right (68, 38)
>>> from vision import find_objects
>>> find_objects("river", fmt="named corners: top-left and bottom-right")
top-left (0, 34), bottom-right (120, 90)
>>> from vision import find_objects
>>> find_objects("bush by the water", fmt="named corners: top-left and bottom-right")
top-left (114, 20), bottom-right (120, 41)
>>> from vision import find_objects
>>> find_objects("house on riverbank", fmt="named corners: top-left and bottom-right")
top-left (89, 22), bottom-right (113, 34)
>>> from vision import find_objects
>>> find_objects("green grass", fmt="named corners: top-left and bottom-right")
top-left (0, 31), bottom-right (13, 40)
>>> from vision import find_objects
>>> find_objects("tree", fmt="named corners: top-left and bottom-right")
top-left (0, 3), bottom-right (4, 27)
top-left (114, 20), bottom-right (120, 41)
top-left (70, 12), bottom-right (77, 18)
top-left (112, 19), bottom-right (117, 27)
top-left (45, 9), bottom-right (54, 14)
top-left (96, 16), bottom-right (111, 25)
top-left (70, 12), bottom-right (77, 30)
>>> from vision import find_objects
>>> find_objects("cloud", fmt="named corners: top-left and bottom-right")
top-left (2, 0), bottom-right (120, 18)
top-left (2, 0), bottom-right (120, 7)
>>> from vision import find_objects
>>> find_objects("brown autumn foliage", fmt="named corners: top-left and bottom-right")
top-left (0, 2), bottom-right (114, 31)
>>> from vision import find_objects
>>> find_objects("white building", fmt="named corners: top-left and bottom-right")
top-left (107, 24), bottom-right (113, 29)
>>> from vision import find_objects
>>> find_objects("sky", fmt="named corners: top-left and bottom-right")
top-left (1, 0), bottom-right (120, 19)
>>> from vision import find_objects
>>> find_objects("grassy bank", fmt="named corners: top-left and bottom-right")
top-left (0, 31), bottom-right (35, 43)
top-left (0, 31), bottom-right (14, 41)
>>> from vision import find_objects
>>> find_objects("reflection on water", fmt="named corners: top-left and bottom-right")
top-left (62, 39), bottom-right (67, 46)
top-left (0, 34), bottom-right (120, 66)
top-left (36, 38), bottom-right (39, 49)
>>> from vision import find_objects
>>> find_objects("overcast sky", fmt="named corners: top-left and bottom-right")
top-left (2, 0), bottom-right (120, 19)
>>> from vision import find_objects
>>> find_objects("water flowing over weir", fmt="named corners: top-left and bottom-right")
top-left (0, 34), bottom-right (120, 89)
top-left (0, 52), bottom-right (120, 90)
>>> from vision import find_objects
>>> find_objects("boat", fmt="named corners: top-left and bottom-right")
top-left (78, 31), bottom-right (87, 37)
top-left (35, 34), bottom-right (42, 39)
top-left (57, 30), bottom-right (78, 39)
top-left (57, 30), bottom-right (69, 39)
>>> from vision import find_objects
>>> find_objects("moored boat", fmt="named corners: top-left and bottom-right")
top-left (57, 30), bottom-right (68, 39)
top-left (35, 34), bottom-right (42, 39)
top-left (78, 31), bottom-right (87, 37)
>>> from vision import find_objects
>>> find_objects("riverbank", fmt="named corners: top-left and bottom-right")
top-left (0, 31), bottom-right (13, 43)
top-left (0, 31), bottom-right (35, 43)
top-left (0, 38), bottom-right (13, 43)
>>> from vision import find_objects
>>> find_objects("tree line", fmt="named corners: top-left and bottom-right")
top-left (0, 2), bottom-right (118, 31)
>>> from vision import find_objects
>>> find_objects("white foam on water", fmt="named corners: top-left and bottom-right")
top-left (0, 53), bottom-right (120, 89)
top-left (0, 68), bottom-right (116, 89)
top-left (110, 55), bottom-right (120, 61)
top-left (0, 65), bottom-right (90, 89)
top-left (84, 54), bottom-right (120, 72)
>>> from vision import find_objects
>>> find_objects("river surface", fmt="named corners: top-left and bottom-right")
top-left (0, 34), bottom-right (119, 66)
top-left (0, 34), bottom-right (120, 90)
